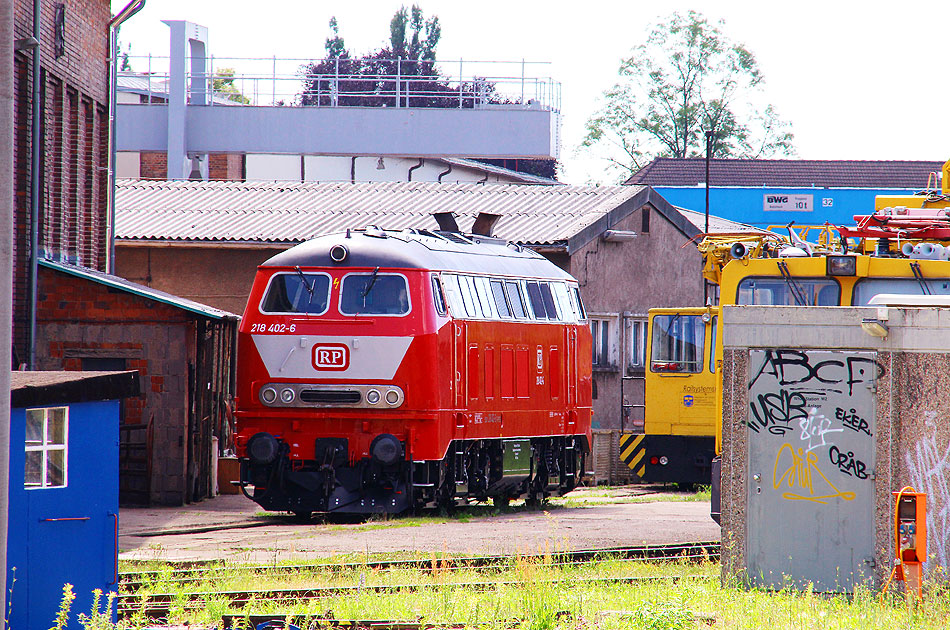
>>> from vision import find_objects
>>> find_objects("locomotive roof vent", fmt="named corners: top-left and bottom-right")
top-left (329, 244), bottom-right (349, 263)
top-left (472, 212), bottom-right (502, 237)
top-left (433, 211), bottom-right (460, 233)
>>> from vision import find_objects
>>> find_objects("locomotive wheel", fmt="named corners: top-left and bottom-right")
top-left (491, 494), bottom-right (511, 509)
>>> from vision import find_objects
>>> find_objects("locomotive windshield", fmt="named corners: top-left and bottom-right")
top-left (261, 272), bottom-right (331, 314)
top-left (650, 314), bottom-right (705, 373)
top-left (852, 277), bottom-right (950, 305)
top-left (736, 277), bottom-right (839, 306)
top-left (340, 273), bottom-right (410, 315)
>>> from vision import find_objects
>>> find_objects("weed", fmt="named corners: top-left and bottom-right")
top-left (51, 583), bottom-right (75, 630)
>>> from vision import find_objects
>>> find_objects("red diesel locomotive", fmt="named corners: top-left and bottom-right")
top-left (234, 217), bottom-right (592, 515)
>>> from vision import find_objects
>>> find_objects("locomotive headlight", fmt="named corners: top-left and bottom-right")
top-left (366, 389), bottom-right (381, 404)
top-left (260, 386), bottom-right (278, 404)
top-left (329, 244), bottom-right (349, 263)
top-left (659, 456), bottom-right (669, 466)
top-left (385, 389), bottom-right (400, 405)
top-left (280, 388), bottom-right (296, 404)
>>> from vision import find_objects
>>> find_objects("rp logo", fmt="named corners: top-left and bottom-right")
top-left (683, 395), bottom-right (694, 408)
top-left (312, 343), bottom-right (349, 371)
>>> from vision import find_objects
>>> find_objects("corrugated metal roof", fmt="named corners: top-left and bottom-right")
top-left (39, 259), bottom-right (239, 320)
top-left (115, 180), bottom-right (650, 247)
top-left (440, 158), bottom-right (559, 185)
top-left (677, 207), bottom-right (768, 234)
top-left (627, 158), bottom-right (947, 188)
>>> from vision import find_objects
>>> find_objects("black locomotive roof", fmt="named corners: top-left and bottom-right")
top-left (263, 229), bottom-right (576, 281)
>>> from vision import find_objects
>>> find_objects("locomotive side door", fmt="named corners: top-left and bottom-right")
top-left (454, 320), bottom-right (467, 408)
top-left (565, 326), bottom-right (577, 407)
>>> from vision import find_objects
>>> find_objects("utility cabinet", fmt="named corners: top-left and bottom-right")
top-left (745, 349), bottom-right (878, 591)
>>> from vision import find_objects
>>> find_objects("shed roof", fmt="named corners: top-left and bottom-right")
top-left (40, 259), bottom-right (239, 320)
top-left (11, 370), bottom-right (141, 407)
top-left (115, 180), bottom-right (758, 253)
top-left (626, 158), bottom-right (947, 188)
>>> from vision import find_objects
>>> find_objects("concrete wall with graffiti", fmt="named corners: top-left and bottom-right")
top-left (720, 306), bottom-right (950, 589)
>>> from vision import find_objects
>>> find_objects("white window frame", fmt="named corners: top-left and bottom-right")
top-left (589, 314), bottom-right (619, 368)
top-left (25, 406), bottom-right (69, 490)
top-left (626, 316), bottom-right (648, 371)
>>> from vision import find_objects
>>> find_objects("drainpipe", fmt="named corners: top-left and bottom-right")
top-left (437, 163), bottom-right (453, 183)
top-left (26, 0), bottom-right (41, 369)
top-left (407, 158), bottom-right (424, 182)
top-left (350, 156), bottom-right (356, 183)
top-left (106, 0), bottom-right (147, 275)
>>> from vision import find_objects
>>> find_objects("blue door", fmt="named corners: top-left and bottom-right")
top-left (8, 400), bottom-right (120, 629)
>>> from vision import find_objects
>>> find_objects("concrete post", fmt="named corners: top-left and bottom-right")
top-left (162, 20), bottom-right (208, 179)
top-left (0, 0), bottom-right (16, 619)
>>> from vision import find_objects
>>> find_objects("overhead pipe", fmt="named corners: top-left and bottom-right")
top-left (106, 0), bottom-right (147, 275)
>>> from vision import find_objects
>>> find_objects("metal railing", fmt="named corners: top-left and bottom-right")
top-left (118, 55), bottom-right (560, 111)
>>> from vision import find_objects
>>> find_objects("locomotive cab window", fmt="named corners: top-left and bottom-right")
top-left (571, 287), bottom-right (587, 320)
top-left (552, 283), bottom-right (577, 322)
top-left (261, 272), bottom-right (331, 314)
top-left (650, 314), bottom-right (704, 373)
top-left (431, 276), bottom-right (447, 316)
top-left (340, 272), bottom-right (410, 315)
top-left (852, 277), bottom-right (950, 305)
top-left (736, 277), bottom-right (839, 306)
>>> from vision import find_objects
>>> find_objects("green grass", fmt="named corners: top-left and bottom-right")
top-left (100, 551), bottom-right (950, 630)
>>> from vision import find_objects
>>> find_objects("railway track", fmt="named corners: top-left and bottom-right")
top-left (119, 540), bottom-right (719, 591)
top-left (118, 541), bottom-right (719, 622)
top-left (118, 573), bottom-right (714, 621)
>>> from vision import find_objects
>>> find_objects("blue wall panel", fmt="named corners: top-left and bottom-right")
top-left (7, 400), bottom-right (119, 629)
top-left (653, 186), bottom-right (918, 230)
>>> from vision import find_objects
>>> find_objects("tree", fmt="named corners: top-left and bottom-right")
top-left (212, 68), bottom-right (251, 104)
top-left (298, 7), bottom-right (557, 180)
top-left (582, 11), bottom-right (795, 182)
top-left (299, 6), bottom-right (453, 108)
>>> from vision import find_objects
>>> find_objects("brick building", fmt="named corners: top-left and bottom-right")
top-left (34, 259), bottom-right (238, 505)
top-left (13, 0), bottom-right (113, 366)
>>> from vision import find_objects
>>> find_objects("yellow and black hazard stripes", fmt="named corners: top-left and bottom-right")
top-left (620, 433), bottom-right (646, 477)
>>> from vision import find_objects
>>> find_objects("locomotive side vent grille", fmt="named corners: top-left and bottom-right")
top-left (300, 389), bottom-right (362, 404)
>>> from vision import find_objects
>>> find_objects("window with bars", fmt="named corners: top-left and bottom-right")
top-left (25, 407), bottom-right (68, 489)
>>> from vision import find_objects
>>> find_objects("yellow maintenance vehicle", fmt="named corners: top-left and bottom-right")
top-left (622, 159), bottom-right (950, 516)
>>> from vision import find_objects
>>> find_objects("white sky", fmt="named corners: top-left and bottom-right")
top-left (112, 0), bottom-right (950, 184)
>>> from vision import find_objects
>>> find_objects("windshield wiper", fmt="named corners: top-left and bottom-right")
top-left (361, 266), bottom-right (380, 299)
top-left (295, 266), bottom-right (315, 309)
top-left (777, 262), bottom-right (808, 306)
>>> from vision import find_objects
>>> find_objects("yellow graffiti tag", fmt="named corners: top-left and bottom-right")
top-left (772, 443), bottom-right (855, 504)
